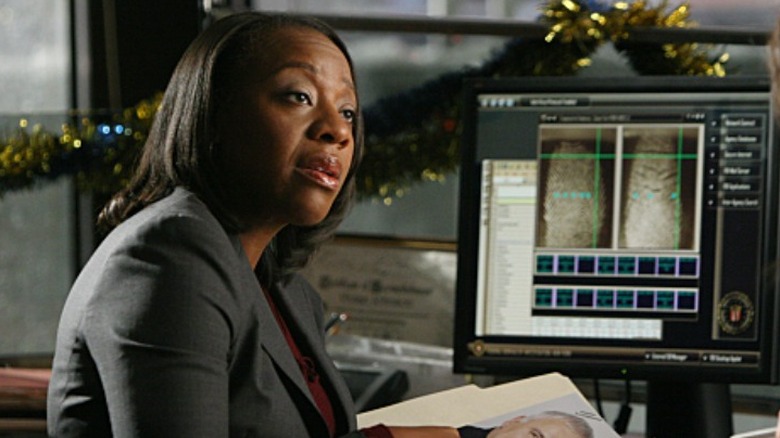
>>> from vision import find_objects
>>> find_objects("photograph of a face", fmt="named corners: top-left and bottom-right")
top-left (467, 393), bottom-right (620, 438)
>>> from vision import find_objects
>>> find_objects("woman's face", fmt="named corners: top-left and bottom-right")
top-left (216, 26), bottom-right (356, 229)
top-left (486, 415), bottom-right (580, 438)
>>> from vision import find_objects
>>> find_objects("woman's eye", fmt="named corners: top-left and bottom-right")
top-left (342, 109), bottom-right (356, 123)
top-left (288, 92), bottom-right (311, 105)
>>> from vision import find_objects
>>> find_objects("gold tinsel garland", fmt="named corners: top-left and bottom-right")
top-left (0, 94), bottom-right (160, 196)
top-left (0, 0), bottom-right (727, 201)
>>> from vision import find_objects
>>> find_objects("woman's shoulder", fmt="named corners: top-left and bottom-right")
top-left (107, 187), bottom-right (233, 250)
top-left (72, 187), bottom-right (252, 333)
top-left (127, 187), bottom-right (218, 228)
top-left (83, 187), bottom-right (246, 292)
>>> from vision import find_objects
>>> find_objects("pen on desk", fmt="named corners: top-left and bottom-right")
top-left (325, 312), bottom-right (349, 335)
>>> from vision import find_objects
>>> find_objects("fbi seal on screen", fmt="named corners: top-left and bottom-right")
top-left (716, 291), bottom-right (754, 335)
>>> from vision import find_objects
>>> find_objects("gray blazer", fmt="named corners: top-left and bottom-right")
top-left (47, 187), bottom-right (359, 437)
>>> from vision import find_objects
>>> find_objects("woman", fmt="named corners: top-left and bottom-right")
top-left (47, 11), bottom-right (458, 438)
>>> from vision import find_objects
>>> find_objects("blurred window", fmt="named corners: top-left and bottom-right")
top-left (0, 0), bottom-right (73, 359)
top-left (250, 0), bottom-right (776, 240)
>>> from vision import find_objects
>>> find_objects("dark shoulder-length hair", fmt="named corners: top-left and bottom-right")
top-left (98, 12), bottom-right (364, 284)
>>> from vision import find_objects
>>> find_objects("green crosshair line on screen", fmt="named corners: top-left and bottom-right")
top-left (674, 126), bottom-right (684, 250)
top-left (540, 127), bottom-right (694, 250)
top-left (538, 129), bottom-right (607, 249)
top-left (621, 128), bottom-right (692, 250)
top-left (592, 128), bottom-right (602, 248)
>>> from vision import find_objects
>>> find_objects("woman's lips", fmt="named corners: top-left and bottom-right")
top-left (297, 154), bottom-right (342, 190)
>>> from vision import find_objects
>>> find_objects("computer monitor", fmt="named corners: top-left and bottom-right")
top-left (453, 75), bottom-right (780, 436)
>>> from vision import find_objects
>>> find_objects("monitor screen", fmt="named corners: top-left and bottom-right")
top-left (454, 75), bottom-right (780, 384)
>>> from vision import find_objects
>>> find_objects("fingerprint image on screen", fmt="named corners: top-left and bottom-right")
top-left (619, 127), bottom-right (699, 250)
top-left (536, 127), bottom-right (616, 249)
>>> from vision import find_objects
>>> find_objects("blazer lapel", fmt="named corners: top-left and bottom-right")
top-left (276, 279), bottom-right (357, 431)
top-left (254, 284), bottom-right (314, 402)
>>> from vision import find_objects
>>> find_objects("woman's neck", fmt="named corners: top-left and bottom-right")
top-left (238, 228), bottom-right (277, 268)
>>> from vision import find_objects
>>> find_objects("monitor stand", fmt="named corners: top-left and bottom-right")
top-left (645, 381), bottom-right (733, 438)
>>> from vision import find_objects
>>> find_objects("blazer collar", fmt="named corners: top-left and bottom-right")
top-left (247, 261), bottom-right (356, 433)
top-left (227, 236), bottom-right (315, 411)
top-left (275, 279), bottom-right (357, 427)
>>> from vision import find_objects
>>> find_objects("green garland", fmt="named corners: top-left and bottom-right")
top-left (0, 95), bottom-right (160, 196)
top-left (358, 0), bottom-right (728, 203)
top-left (0, 0), bottom-right (727, 202)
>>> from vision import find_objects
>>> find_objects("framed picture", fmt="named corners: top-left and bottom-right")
top-left (300, 235), bottom-right (457, 347)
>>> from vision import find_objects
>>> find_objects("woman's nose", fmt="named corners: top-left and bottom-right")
top-left (311, 105), bottom-right (352, 148)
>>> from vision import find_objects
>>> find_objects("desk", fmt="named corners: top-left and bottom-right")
top-left (0, 369), bottom-right (48, 435)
